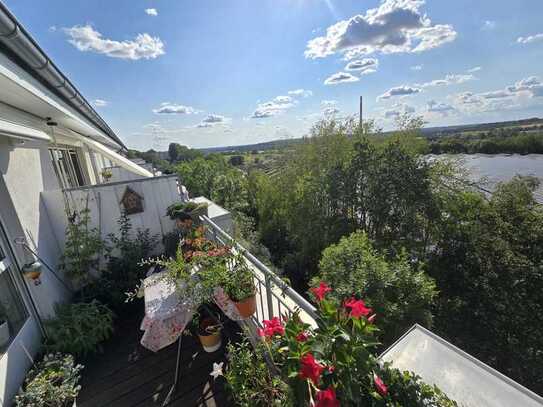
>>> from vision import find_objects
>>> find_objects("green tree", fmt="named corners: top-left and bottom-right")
top-left (429, 176), bottom-right (543, 394)
top-left (313, 231), bottom-right (437, 345)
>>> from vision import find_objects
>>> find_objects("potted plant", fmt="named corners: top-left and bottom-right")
top-left (166, 201), bottom-right (208, 226)
top-left (223, 254), bottom-right (257, 318)
top-left (0, 302), bottom-right (9, 348)
top-left (14, 353), bottom-right (83, 407)
top-left (101, 168), bottom-right (113, 182)
top-left (192, 308), bottom-right (222, 353)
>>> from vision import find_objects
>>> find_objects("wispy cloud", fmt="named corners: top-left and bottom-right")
top-left (517, 33), bottom-right (543, 44)
top-left (196, 114), bottom-right (230, 128)
top-left (251, 96), bottom-right (295, 119)
top-left (92, 99), bottom-right (108, 107)
top-left (288, 89), bottom-right (313, 97)
top-left (324, 72), bottom-right (359, 85)
top-left (153, 103), bottom-right (199, 114)
top-left (305, 0), bottom-right (456, 59)
top-left (378, 85), bottom-right (421, 100)
top-left (145, 8), bottom-right (158, 16)
top-left (482, 20), bottom-right (496, 30)
top-left (384, 103), bottom-right (415, 119)
top-left (426, 100), bottom-right (456, 116)
top-left (411, 65), bottom-right (423, 71)
top-left (64, 25), bottom-right (164, 60)
top-left (345, 58), bottom-right (378, 74)
top-left (467, 66), bottom-right (482, 73)
top-left (418, 73), bottom-right (476, 88)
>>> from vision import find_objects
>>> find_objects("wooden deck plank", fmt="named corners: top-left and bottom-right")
top-left (78, 311), bottom-right (239, 407)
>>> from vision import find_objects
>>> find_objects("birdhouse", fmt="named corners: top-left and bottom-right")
top-left (120, 187), bottom-right (144, 215)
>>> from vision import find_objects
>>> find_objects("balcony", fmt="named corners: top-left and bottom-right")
top-left (75, 214), bottom-right (316, 407)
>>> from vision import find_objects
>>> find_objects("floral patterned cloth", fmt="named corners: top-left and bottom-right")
top-left (140, 272), bottom-right (244, 352)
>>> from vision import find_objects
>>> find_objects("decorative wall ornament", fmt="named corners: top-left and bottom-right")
top-left (120, 187), bottom-right (144, 214)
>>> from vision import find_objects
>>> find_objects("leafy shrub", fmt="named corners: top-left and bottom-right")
top-left (88, 214), bottom-right (158, 313)
top-left (45, 301), bottom-right (113, 358)
top-left (59, 206), bottom-right (103, 284)
top-left (225, 340), bottom-right (292, 406)
top-left (314, 231), bottom-right (437, 345)
top-left (14, 353), bottom-right (83, 407)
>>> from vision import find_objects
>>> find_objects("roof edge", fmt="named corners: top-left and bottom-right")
top-left (0, 1), bottom-right (126, 150)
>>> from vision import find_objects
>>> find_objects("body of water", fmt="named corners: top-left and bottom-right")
top-left (429, 154), bottom-right (543, 202)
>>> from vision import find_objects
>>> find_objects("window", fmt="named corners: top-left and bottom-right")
top-left (49, 146), bottom-right (87, 189)
top-left (0, 246), bottom-right (28, 354)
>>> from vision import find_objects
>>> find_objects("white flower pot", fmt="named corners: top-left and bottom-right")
top-left (0, 321), bottom-right (10, 347)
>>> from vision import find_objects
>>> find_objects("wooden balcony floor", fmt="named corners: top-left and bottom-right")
top-left (78, 311), bottom-right (239, 407)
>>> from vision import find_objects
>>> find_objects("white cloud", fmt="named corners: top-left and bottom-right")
top-left (426, 100), bottom-right (456, 116)
top-left (288, 89), bottom-right (313, 97)
top-left (92, 99), bottom-right (108, 107)
top-left (482, 20), bottom-right (496, 30)
top-left (324, 72), bottom-right (359, 85)
top-left (153, 103), bottom-right (199, 114)
top-left (345, 58), bottom-right (378, 74)
top-left (305, 0), bottom-right (456, 59)
top-left (467, 66), bottom-right (481, 73)
top-left (419, 73), bottom-right (475, 88)
top-left (384, 103), bottom-right (415, 119)
top-left (251, 96), bottom-right (295, 119)
top-left (64, 24), bottom-right (164, 60)
top-left (378, 85), bottom-right (421, 100)
top-left (321, 100), bottom-right (338, 107)
top-left (517, 33), bottom-right (543, 44)
top-left (145, 8), bottom-right (158, 16)
top-left (450, 76), bottom-right (543, 114)
top-left (48, 26), bottom-right (57, 32)
top-left (411, 64), bottom-right (423, 70)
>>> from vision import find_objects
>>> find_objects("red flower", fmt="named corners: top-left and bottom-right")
top-left (315, 387), bottom-right (340, 407)
top-left (258, 317), bottom-right (285, 338)
top-left (296, 331), bottom-right (309, 342)
top-left (299, 353), bottom-right (324, 385)
top-left (344, 298), bottom-right (372, 319)
top-left (310, 282), bottom-right (332, 302)
top-left (374, 374), bottom-right (388, 397)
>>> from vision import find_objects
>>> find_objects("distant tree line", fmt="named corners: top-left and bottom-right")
top-left (429, 129), bottom-right (543, 154)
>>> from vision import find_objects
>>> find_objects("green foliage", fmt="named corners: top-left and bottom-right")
top-left (429, 129), bottom-right (543, 155)
top-left (225, 340), bottom-right (293, 407)
top-left (87, 214), bottom-right (158, 313)
top-left (45, 301), bottom-right (114, 358)
top-left (245, 283), bottom-right (456, 406)
top-left (175, 156), bottom-right (248, 212)
top-left (377, 363), bottom-right (457, 407)
top-left (229, 155), bottom-right (245, 166)
top-left (166, 201), bottom-right (208, 220)
top-left (168, 142), bottom-right (203, 163)
top-left (59, 205), bottom-right (103, 285)
top-left (429, 176), bottom-right (543, 394)
top-left (15, 353), bottom-right (83, 407)
top-left (253, 117), bottom-right (438, 289)
top-left (314, 231), bottom-right (437, 344)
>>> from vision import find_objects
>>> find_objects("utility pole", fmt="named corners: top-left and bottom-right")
top-left (359, 96), bottom-right (363, 132)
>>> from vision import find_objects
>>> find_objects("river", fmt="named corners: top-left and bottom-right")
top-left (428, 154), bottom-right (543, 203)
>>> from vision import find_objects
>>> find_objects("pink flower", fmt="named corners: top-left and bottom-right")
top-left (374, 374), bottom-right (388, 397)
top-left (258, 317), bottom-right (285, 338)
top-left (310, 282), bottom-right (332, 302)
top-left (296, 331), bottom-right (309, 342)
top-left (344, 298), bottom-right (372, 319)
top-left (315, 387), bottom-right (340, 407)
top-left (367, 314), bottom-right (376, 324)
top-left (299, 353), bottom-right (324, 385)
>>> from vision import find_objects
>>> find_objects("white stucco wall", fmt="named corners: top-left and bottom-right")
top-left (0, 137), bottom-right (69, 318)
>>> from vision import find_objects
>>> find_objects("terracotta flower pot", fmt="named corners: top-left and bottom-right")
top-left (23, 270), bottom-right (41, 281)
top-left (197, 318), bottom-right (222, 353)
top-left (233, 294), bottom-right (257, 318)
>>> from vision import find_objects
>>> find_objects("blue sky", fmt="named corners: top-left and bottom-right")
top-left (5, 0), bottom-right (543, 149)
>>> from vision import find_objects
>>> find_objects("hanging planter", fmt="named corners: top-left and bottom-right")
top-left (197, 317), bottom-right (222, 353)
top-left (22, 262), bottom-right (42, 285)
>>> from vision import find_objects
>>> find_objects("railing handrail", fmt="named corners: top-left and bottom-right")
top-left (200, 215), bottom-right (319, 322)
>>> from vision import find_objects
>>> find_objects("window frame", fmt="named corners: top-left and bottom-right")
top-left (49, 145), bottom-right (88, 189)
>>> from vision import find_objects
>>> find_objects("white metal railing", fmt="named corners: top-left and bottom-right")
top-left (201, 215), bottom-right (318, 330)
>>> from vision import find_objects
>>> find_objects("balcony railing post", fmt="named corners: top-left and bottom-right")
top-left (265, 273), bottom-right (274, 320)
